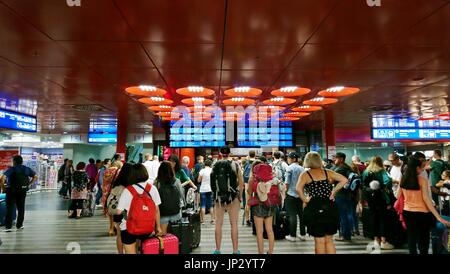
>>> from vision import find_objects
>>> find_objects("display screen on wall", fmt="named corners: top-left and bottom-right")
top-left (237, 119), bottom-right (293, 147)
top-left (88, 120), bottom-right (117, 144)
top-left (0, 109), bottom-right (37, 132)
top-left (169, 119), bottom-right (225, 148)
top-left (88, 133), bottom-right (117, 143)
top-left (372, 115), bottom-right (450, 140)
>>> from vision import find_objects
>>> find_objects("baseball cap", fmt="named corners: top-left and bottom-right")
top-left (287, 152), bottom-right (299, 159)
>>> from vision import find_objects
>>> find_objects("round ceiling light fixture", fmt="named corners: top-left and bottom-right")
top-left (223, 97), bottom-right (256, 106)
top-left (148, 105), bottom-right (174, 112)
top-left (139, 97), bottom-right (174, 105)
top-left (271, 86), bottom-right (311, 97)
top-left (176, 86), bottom-right (215, 97)
top-left (181, 97), bottom-right (215, 105)
top-left (283, 112), bottom-right (311, 117)
top-left (291, 105), bottom-right (323, 112)
top-left (318, 86), bottom-right (360, 97)
top-left (303, 97), bottom-right (338, 106)
top-left (262, 97), bottom-right (297, 106)
top-left (279, 117), bottom-right (301, 121)
top-left (125, 86), bottom-right (167, 96)
top-left (224, 87), bottom-right (263, 97)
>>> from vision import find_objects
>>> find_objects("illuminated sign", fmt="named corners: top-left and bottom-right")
top-left (0, 109), bottom-right (37, 132)
top-left (372, 128), bottom-right (450, 140)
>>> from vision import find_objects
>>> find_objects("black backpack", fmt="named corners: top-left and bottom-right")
top-left (9, 166), bottom-right (30, 193)
top-left (158, 181), bottom-right (181, 216)
top-left (210, 160), bottom-right (238, 205)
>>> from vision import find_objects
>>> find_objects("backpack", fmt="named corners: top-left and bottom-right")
top-left (210, 160), bottom-right (238, 205)
top-left (107, 185), bottom-right (125, 216)
top-left (9, 166), bottom-right (30, 193)
top-left (248, 163), bottom-right (282, 207)
top-left (158, 181), bottom-right (181, 216)
top-left (345, 172), bottom-right (361, 192)
top-left (243, 160), bottom-right (254, 184)
top-left (192, 163), bottom-right (204, 185)
top-left (272, 160), bottom-right (286, 183)
top-left (126, 184), bottom-right (156, 235)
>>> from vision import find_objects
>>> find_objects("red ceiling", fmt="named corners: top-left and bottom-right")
top-left (0, 0), bottom-right (448, 134)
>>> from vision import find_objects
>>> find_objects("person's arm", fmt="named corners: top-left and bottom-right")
top-left (296, 173), bottom-right (309, 203)
top-left (426, 159), bottom-right (433, 171)
top-left (197, 170), bottom-right (203, 184)
top-left (0, 174), bottom-right (5, 191)
top-left (328, 169), bottom-right (348, 201)
top-left (284, 166), bottom-right (292, 191)
top-left (234, 162), bottom-right (244, 201)
top-left (436, 180), bottom-right (445, 188)
top-left (396, 184), bottom-right (403, 200)
top-left (247, 175), bottom-right (254, 198)
top-left (420, 177), bottom-right (450, 226)
top-left (155, 206), bottom-right (162, 235)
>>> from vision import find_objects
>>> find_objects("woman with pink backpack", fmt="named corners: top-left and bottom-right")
top-left (247, 158), bottom-right (281, 254)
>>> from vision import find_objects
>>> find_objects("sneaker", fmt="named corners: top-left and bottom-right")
top-left (298, 235), bottom-right (306, 241)
top-left (16, 226), bottom-right (24, 230)
top-left (373, 240), bottom-right (381, 248)
top-left (381, 242), bottom-right (394, 250)
top-left (233, 250), bottom-right (241, 254)
top-left (3, 229), bottom-right (12, 233)
top-left (285, 235), bottom-right (297, 242)
top-left (212, 250), bottom-right (221, 254)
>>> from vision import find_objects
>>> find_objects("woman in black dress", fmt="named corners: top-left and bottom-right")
top-left (297, 152), bottom-right (348, 254)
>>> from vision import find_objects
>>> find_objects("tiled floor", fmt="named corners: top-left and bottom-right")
top-left (0, 191), bottom-right (408, 254)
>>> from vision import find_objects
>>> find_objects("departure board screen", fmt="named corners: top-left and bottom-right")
top-left (169, 119), bottom-right (225, 148)
top-left (237, 119), bottom-right (293, 147)
top-left (0, 109), bottom-right (37, 132)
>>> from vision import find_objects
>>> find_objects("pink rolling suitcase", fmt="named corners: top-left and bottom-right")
top-left (142, 234), bottom-right (179, 254)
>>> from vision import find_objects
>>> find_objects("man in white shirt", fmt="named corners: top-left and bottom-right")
top-left (142, 153), bottom-right (161, 184)
top-left (388, 153), bottom-right (403, 194)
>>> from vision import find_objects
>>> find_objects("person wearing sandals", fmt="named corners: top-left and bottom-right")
top-left (68, 162), bottom-right (88, 219)
top-left (296, 152), bottom-right (348, 254)
top-left (198, 159), bottom-right (215, 225)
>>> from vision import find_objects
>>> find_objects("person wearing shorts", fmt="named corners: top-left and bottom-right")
top-left (198, 159), bottom-right (214, 224)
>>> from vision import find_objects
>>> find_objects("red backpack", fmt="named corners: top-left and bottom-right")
top-left (126, 184), bottom-right (156, 235)
top-left (248, 163), bottom-right (282, 207)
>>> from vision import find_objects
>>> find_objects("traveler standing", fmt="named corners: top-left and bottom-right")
top-left (63, 160), bottom-right (74, 199)
top-left (117, 164), bottom-right (162, 254)
top-left (3, 155), bottom-right (38, 232)
top-left (182, 156), bottom-right (194, 182)
top-left (198, 159), bottom-right (214, 224)
top-left (68, 162), bottom-right (88, 219)
top-left (143, 154), bottom-right (160, 184)
top-left (272, 151), bottom-right (289, 183)
top-left (350, 163), bottom-right (362, 236)
top-left (85, 158), bottom-right (97, 191)
top-left (96, 159), bottom-right (110, 206)
top-left (388, 153), bottom-right (404, 195)
top-left (398, 157), bottom-right (450, 254)
top-left (333, 152), bottom-right (354, 242)
top-left (210, 146), bottom-right (244, 254)
top-left (352, 155), bottom-right (366, 174)
top-left (284, 152), bottom-right (306, 242)
top-left (168, 154), bottom-right (197, 193)
top-left (107, 163), bottom-right (133, 254)
top-left (96, 159), bottom-right (102, 170)
top-left (247, 160), bottom-right (276, 254)
top-left (102, 161), bottom-right (123, 236)
top-left (193, 155), bottom-right (205, 186)
top-left (154, 161), bottom-right (184, 234)
top-left (361, 156), bottom-right (395, 250)
top-left (58, 159), bottom-right (68, 197)
top-left (243, 150), bottom-right (257, 226)
top-left (296, 152), bottom-right (347, 254)
top-left (427, 150), bottom-right (448, 206)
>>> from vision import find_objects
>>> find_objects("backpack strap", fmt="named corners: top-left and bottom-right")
top-left (135, 183), bottom-right (152, 199)
top-left (324, 169), bottom-right (329, 181)
top-left (127, 185), bottom-right (139, 197)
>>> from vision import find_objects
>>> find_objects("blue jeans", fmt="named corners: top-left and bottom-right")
top-left (351, 198), bottom-right (359, 231)
top-left (200, 192), bottom-right (213, 209)
top-left (335, 195), bottom-right (353, 240)
top-left (95, 182), bottom-right (102, 205)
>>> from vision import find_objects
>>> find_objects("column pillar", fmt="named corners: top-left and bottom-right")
top-left (116, 97), bottom-right (128, 157)
top-left (324, 109), bottom-right (336, 159)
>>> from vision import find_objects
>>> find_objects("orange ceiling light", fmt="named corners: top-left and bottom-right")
top-left (176, 86), bottom-right (215, 97)
top-left (161, 117), bottom-right (181, 121)
top-left (125, 85), bottom-right (167, 97)
top-left (262, 97), bottom-right (297, 106)
top-left (224, 86), bottom-right (262, 97)
top-left (223, 97), bottom-right (256, 106)
top-left (303, 97), bottom-right (338, 106)
top-left (192, 116), bottom-right (213, 121)
top-left (437, 113), bottom-right (450, 117)
top-left (155, 112), bottom-right (182, 117)
top-left (139, 97), bottom-right (174, 105)
top-left (271, 86), bottom-right (311, 97)
top-left (181, 97), bottom-right (215, 105)
top-left (279, 117), bottom-right (301, 121)
top-left (291, 105), bottom-right (322, 112)
top-left (283, 112), bottom-right (311, 117)
top-left (148, 105), bottom-right (174, 112)
top-left (417, 116), bottom-right (438, 121)
top-left (318, 86), bottom-right (360, 97)
top-left (189, 111), bottom-right (213, 117)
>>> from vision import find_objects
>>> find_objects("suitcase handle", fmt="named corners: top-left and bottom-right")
top-left (155, 235), bottom-right (165, 254)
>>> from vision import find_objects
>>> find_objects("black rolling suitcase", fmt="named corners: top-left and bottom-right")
top-left (251, 205), bottom-right (289, 240)
top-left (168, 218), bottom-right (194, 254)
top-left (183, 209), bottom-right (201, 248)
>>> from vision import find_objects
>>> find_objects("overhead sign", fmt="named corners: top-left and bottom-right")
top-left (0, 109), bottom-right (37, 132)
top-left (372, 128), bottom-right (450, 140)
top-left (88, 133), bottom-right (117, 144)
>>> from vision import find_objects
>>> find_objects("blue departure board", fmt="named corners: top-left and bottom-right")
top-left (169, 119), bottom-right (225, 148)
top-left (0, 109), bottom-right (37, 132)
top-left (237, 118), bottom-right (293, 147)
top-left (88, 133), bottom-right (117, 143)
top-left (88, 120), bottom-right (117, 143)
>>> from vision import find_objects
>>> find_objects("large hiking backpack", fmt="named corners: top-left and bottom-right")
top-left (345, 172), bottom-right (361, 192)
top-left (9, 166), bottom-right (30, 193)
top-left (272, 160), bottom-right (286, 183)
top-left (107, 185), bottom-right (125, 216)
top-left (158, 181), bottom-right (181, 216)
top-left (126, 184), bottom-right (156, 235)
top-left (243, 160), bottom-right (254, 184)
top-left (210, 160), bottom-right (238, 205)
top-left (248, 163), bottom-right (281, 207)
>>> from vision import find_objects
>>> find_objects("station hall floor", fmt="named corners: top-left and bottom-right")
top-left (0, 191), bottom-right (408, 254)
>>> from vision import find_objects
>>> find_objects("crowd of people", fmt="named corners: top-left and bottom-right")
top-left (3, 147), bottom-right (450, 255)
